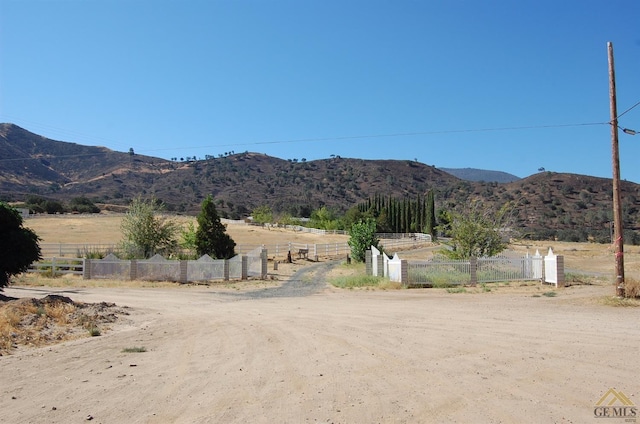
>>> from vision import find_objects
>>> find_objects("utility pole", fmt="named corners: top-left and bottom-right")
top-left (608, 41), bottom-right (625, 297)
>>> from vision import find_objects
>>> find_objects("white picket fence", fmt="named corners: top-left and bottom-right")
top-left (368, 247), bottom-right (565, 287)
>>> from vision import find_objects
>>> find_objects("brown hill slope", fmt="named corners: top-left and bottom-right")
top-left (1, 123), bottom-right (639, 241)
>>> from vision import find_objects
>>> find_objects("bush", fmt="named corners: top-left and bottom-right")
top-left (348, 219), bottom-right (380, 263)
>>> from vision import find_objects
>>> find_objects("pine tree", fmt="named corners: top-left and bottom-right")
top-left (195, 195), bottom-right (236, 259)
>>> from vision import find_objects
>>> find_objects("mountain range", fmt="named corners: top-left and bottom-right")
top-left (1, 123), bottom-right (638, 241)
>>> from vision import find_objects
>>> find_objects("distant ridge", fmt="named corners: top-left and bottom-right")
top-left (2, 122), bottom-right (640, 242)
top-left (440, 168), bottom-right (521, 183)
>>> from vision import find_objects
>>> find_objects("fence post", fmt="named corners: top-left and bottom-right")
top-left (556, 255), bottom-right (565, 288)
top-left (400, 259), bottom-right (408, 285)
top-left (83, 259), bottom-right (91, 280)
top-left (470, 257), bottom-right (477, 286)
top-left (223, 259), bottom-right (230, 281)
top-left (376, 254), bottom-right (384, 278)
top-left (241, 256), bottom-right (248, 280)
top-left (179, 260), bottom-right (188, 284)
top-left (261, 249), bottom-right (268, 279)
top-left (130, 260), bottom-right (137, 281)
top-left (365, 250), bottom-right (372, 276)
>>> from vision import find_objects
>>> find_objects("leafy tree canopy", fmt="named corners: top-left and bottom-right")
top-left (252, 205), bottom-right (273, 225)
top-left (120, 197), bottom-right (178, 258)
top-left (0, 202), bottom-right (41, 289)
top-left (348, 219), bottom-right (380, 263)
top-left (442, 202), bottom-right (508, 259)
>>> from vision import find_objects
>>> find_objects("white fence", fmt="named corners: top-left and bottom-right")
top-left (40, 233), bottom-right (433, 260)
top-left (29, 249), bottom-right (268, 283)
top-left (368, 248), bottom-right (564, 287)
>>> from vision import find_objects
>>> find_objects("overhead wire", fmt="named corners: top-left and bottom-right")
top-left (0, 120), bottom-right (610, 162)
top-left (617, 100), bottom-right (640, 119)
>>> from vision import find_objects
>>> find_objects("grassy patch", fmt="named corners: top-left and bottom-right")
top-left (565, 272), bottom-right (607, 286)
top-left (329, 275), bottom-right (401, 289)
top-left (408, 269), bottom-right (469, 288)
top-left (122, 346), bottom-right (147, 353)
top-left (87, 326), bottom-right (101, 336)
top-left (542, 291), bottom-right (557, 297)
top-left (446, 287), bottom-right (467, 294)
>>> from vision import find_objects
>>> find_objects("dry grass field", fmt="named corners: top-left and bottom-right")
top-left (24, 212), bottom-right (350, 246)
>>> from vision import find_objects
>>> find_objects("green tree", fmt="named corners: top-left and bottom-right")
top-left (309, 206), bottom-right (341, 230)
top-left (179, 221), bottom-right (197, 251)
top-left (0, 203), bottom-right (41, 289)
top-left (195, 195), bottom-right (236, 259)
top-left (69, 197), bottom-right (100, 213)
top-left (120, 197), bottom-right (179, 258)
top-left (425, 190), bottom-right (436, 238)
top-left (348, 219), bottom-right (380, 263)
top-left (443, 203), bottom-right (507, 259)
top-left (252, 205), bottom-right (273, 225)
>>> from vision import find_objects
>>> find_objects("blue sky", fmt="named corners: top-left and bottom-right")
top-left (1, 0), bottom-right (639, 182)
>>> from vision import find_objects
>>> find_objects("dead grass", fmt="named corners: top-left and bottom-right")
top-left (623, 277), bottom-right (640, 298)
top-left (0, 295), bottom-right (127, 356)
top-left (25, 213), bottom-right (350, 246)
top-left (600, 296), bottom-right (640, 307)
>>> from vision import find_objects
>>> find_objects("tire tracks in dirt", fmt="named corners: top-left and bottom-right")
top-left (217, 260), bottom-right (340, 300)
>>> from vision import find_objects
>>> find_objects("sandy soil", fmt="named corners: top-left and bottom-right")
top-left (1, 274), bottom-right (639, 423)
top-left (3, 214), bottom-right (638, 422)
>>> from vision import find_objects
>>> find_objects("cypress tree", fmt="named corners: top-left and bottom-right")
top-left (425, 190), bottom-right (436, 237)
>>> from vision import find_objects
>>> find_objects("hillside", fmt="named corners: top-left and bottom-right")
top-left (440, 167), bottom-right (521, 183)
top-left (1, 123), bottom-right (639, 242)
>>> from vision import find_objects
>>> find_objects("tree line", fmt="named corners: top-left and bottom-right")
top-left (355, 191), bottom-right (436, 235)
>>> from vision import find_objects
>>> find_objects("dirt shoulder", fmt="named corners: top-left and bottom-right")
top-left (1, 269), bottom-right (639, 423)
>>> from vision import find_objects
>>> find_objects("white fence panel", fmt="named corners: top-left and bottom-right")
top-left (387, 254), bottom-right (403, 283)
top-left (187, 254), bottom-right (225, 281)
top-left (544, 248), bottom-right (559, 287)
top-left (137, 254), bottom-right (181, 281)
top-left (532, 250), bottom-right (543, 280)
top-left (90, 254), bottom-right (131, 280)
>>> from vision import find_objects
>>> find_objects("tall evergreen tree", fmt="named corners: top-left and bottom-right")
top-left (425, 190), bottom-right (436, 237)
top-left (195, 195), bottom-right (236, 259)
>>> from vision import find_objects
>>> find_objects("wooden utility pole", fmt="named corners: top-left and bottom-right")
top-left (608, 41), bottom-right (625, 296)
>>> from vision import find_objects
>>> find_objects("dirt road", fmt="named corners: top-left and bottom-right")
top-left (1, 266), bottom-right (639, 423)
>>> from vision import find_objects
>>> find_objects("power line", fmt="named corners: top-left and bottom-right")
top-left (617, 100), bottom-right (640, 119)
top-left (129, 121), bottom-right (610, 154)
top-left (0, 120), bottom-right (609, 162)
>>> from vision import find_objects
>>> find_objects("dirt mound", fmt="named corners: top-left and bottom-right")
top-left (0, 294), bottom-right (128, 355)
